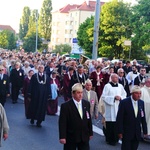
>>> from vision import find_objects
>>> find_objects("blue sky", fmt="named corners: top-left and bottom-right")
top-left (0, 0), bottom-right (136, 32)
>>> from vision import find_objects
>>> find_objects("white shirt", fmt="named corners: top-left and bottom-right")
top-left (73, 98), bottom-right (82, 109)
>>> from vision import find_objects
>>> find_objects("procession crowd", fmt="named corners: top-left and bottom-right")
top-left (0, 49), bottom-right (150, 149)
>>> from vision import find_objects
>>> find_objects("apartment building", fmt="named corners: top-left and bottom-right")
top-left (50, 0), bottom-right (105, 50)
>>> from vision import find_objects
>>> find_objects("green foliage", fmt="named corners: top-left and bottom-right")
top-left (99, 0), bottom-right (132, 59)
top-left (131, 0), bottom-right (150, 54)
top-left (0, 31), bottom-right (8, 48)
top-left (23, 10), bottom-right (42, 52)
top-left (53, 44), bottom-right (71, 55)
top-left (39, 0), bottom-right (52, 40)
top-left (19, 7), bottom-right (31, 40)
top-left (23, 32), bottom-right (42, 52)
top-left (77, 16), bottom-right (94, 55)
top-left (0, 30), bottom-right (16, 50)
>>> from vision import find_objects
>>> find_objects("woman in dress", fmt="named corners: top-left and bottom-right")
top-left (47, 71), bottom-right (60, 115)
top-left (90, 66), bottom-right (106, 100)
top-left (63, 66), bottom-right (74, 101)
top-left (22, 70), bottom-right (34, 118)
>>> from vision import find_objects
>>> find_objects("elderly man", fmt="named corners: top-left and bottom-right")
top-left (83, 79), bottom-right (98, 119)
top-left (101, 73), bottom-right (126, 145)
top-left (117, 86), bottom-right (147, 150)
top-left (27, 65), bottom-right (51, 127)
top-left (0, 65), bottom-right (10, 106)
top-left (10, 62), bottom-right (24, 104)
top-left (141, 78), bottom-right (150, 138)
top-left (59, 83), bottom-right (93, 150)
top-left (69, 65), bottom-right (88, 98)
top-left (117, 68), bottom-right (130, 97)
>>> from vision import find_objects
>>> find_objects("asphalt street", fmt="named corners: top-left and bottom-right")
top-left (1, 96), bottom-right (150, 150)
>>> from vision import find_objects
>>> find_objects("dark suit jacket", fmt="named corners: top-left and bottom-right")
top-left (45, 67), bottom-right (54, 78)
top-left (116, 97), bottom-right (147, 141)
top-left (10, 68), bottom-right (24, 88)
top-left (0, 74), bottom-right (10, 96)
top-left (59, 99), bottom-right (93, 143)
top-left (134, 75), bottom-right (147, 86)
top-left (118, 77), bottom-right (130, 97)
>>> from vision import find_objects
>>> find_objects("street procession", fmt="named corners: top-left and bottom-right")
top-left (1, 0), bottom-right (150, 149)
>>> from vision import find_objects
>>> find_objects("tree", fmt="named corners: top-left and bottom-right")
top-left (0, 31), bottom-right (8, 48)
top-left (0, 30), bottom-right (16, 50)
top-left (53, 44), bottom-right (71, 55)
top-left (19, 6), bottom-right (31, 40)
top-left (131, 0), bottom-right (150, 57)
top-left (23, 10), bottom-right (42, 52)
top-left (99, 0), bottom-right (132, 59)
top-left (39, 0), bottom-right (52, 40)
top-left (77, 16), bottom-right (94, 55)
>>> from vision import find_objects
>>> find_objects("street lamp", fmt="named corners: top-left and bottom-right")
top-left (35, 9), bottom-right (38, 52)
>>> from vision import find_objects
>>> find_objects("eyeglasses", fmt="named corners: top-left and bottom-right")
top-left (141, 70), bottom-right (146, 72)
top-left (0, 69), bottom-right (4, 71)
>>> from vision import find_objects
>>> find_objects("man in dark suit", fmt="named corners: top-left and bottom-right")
top-left (134, 67), bottom-right (147, 86)
top-left (118, 68), bottom-right (130, 97)
top-left (10, 62), bottom-right (24, 104)
top-left (59, 83), bottom-right (93, 150)
top-left (45, 61), bottom-right (55, 77)
top-left (0, 65), bottom-right (10, 106)
top-left (116, 85), bottom-right (148, 150)
top-left (69, 65), bottom-right (88, 98)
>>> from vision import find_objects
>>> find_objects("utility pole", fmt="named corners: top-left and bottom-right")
top-left (35, 10), bottom-right (38, 52)
top-left (92, 0), bottom-right (101, 60)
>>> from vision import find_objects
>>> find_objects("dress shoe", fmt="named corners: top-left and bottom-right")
top-left (36, 123), bottom-right (42, 128)
top-left (30, 119), bottom-right (34, 125)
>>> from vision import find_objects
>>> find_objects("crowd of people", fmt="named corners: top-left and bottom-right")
top-left (0, 49), bottom-right (150, 149)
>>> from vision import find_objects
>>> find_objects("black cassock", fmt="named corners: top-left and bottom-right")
top-left (27, 73), bottom-right (51, 121)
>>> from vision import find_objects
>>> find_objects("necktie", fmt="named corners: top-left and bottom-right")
top-left (87, 91), bottom-right (90, 101)
top-left (77, 103), bottom-right (83, 119)
top-left (134, 101), bottom-right (138, 117)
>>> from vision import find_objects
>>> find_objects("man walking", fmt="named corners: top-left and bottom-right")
top-left (116, 86), bottom-right (147, 150)
top-left (59, 83), bottom-right (93, 150)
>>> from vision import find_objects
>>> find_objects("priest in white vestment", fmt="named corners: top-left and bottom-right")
top-left (101, 73), bottom-right (127, 145)
top-left (141, 78), bottom-right (150, 136)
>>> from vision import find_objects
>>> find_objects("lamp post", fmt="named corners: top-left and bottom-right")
top-left (35, 10), bottom-right (38, 52)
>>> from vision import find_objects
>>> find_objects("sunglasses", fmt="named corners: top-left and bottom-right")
top-left (120, 72), bottom-right (124, 73)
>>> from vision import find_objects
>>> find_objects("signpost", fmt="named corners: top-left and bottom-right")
top-left (124, 40), bottom-right (131, 60)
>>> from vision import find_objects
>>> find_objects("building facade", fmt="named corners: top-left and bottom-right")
top-left (50, 0), bottom-right (105, 50)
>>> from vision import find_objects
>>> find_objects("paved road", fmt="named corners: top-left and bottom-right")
top-left (1, 97), bottom-right (150, 150)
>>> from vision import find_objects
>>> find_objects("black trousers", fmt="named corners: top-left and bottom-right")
top-left (0, 94), bottom-right (6, 106)
top-left (106, 121), bottom-right (118, 145)
top-left (121, 137), bottom-right (139, 150)
top-left (64, 141), bottom-right (90, 150)
top-left (11, 86), bottom-right (20, 102)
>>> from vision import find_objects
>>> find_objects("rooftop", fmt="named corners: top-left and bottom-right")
top-left (0, 25), bottom-right (16, 33)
